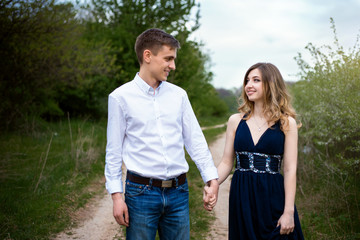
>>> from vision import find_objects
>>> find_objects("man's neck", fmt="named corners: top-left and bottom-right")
top-left (139, 69), bottom-right (160, 90)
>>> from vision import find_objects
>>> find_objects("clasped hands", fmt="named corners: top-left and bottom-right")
top-left (203, 179), bottom-right (219, 211)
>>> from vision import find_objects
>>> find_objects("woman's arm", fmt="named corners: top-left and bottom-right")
top-left (277, 116), bottom-right (298, 234)
top-left (203, 113), bottom-right (242, 210)
top-left (217, 113), bottom-right (242, 185)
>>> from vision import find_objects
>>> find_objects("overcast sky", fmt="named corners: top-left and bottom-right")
top-left (189, 0), bottom-right (360, 89)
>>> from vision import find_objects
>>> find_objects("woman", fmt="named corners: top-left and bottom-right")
top-left (215, 63), bottom-right (304, 239)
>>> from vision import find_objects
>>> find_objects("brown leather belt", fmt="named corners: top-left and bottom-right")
top-left (126, 171), bottom-right (186, 188)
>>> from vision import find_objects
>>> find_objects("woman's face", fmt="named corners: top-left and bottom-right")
top-left (244, 68), bottom-right (264, 103)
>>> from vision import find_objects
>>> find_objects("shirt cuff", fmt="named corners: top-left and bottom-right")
top-left (105, 180), bottom-right (123, 194)
top-left (201, 166), bottom-right (219, 183)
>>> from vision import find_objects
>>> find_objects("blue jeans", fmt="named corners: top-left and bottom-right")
top-left (125, 174), bottom-right (190, 240)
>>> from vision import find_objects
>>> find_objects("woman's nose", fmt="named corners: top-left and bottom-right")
top-left (246, 80), bottom-right (252, 87)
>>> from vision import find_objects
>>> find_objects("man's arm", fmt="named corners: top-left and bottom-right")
top-left (105, 94), bottom-right (129, 225)
top-left (181, 92), bottom-right (218, 182)
top-left (181, 92), bottom-right (219, 210)
top-left (105, 94), bottom-right (126, 194)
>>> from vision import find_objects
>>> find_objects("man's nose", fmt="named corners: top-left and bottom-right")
top-left (169, 60), bottom-right (176, 70)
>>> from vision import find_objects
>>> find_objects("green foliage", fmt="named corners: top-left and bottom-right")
top-left (0, 0), bottom-right (115, 129)
top-left (1, 0), bottom-right (229, 130)
top-left (216, 88), bottom-right (241, 113)
top-left (171, 38), bottom-right (229, 118)
top-left (82, 0), bottom-right (228, 118)
top-left (83, 0), bottom-right (198, 86)
top-left (292, 18), bottom-right (360, 238)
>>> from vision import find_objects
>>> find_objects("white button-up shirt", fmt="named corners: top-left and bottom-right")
top-left (105, 74), bottom-right (218, 194)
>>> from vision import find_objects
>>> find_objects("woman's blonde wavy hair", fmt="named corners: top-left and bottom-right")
top-left (238, 62), bottom-right (301, 131)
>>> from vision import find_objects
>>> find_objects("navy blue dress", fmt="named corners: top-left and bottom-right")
top-left (229, 117), bottom-right (304, 240)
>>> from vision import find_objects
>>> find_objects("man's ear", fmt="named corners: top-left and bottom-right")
top-left (143, 49), bottom-right (152, 63)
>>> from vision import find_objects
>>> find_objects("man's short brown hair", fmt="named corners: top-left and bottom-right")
top-left (135, 28), bottom-right (180, 65)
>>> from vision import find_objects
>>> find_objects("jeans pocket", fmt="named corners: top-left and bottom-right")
top-left (125, 180), bottom-right (147, 197)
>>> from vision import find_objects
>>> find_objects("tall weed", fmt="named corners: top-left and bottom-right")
top-left (0, 118), bottom-right (106, 239)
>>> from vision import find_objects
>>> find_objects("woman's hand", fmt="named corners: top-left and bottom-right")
top-left (277, 211), bottom-right (294, 235)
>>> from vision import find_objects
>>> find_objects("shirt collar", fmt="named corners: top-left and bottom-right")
top-left (134, 73), bottom-right (163, 95)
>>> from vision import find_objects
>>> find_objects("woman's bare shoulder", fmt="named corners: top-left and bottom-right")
top-left (227, 113), bottom-right (245, 129)
top-left (283, 115), bottom-right (298, 133)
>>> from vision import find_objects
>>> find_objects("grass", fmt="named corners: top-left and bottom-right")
top-left (10, 113), bottom-right (358, 240)
top-left (0, 117), bottom-right (227, 240)
top-left (198, 115), bottom-right (229, 128)
top-left (0, 118), bottom-right (107, 240)
top-left (296, 138), bottom-right (360, 240)
top-left (187, 125), bottom-right (226, 240)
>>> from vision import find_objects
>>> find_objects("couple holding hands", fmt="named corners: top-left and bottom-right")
top-left (105, 28), bottom-right (304, 240)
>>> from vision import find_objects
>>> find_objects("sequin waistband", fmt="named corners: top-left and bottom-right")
top-left (235, 151), bottom-right (282, 174)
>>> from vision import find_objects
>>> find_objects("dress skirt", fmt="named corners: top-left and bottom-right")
top-left (228, 170), bottom-right (304, 240)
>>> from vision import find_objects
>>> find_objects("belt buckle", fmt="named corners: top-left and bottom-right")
top-left (161, 180), bottom-right (172, 188)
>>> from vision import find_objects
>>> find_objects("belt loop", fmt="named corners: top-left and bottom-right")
top-left (149, 178), bottom-right (153, 187)
top-left (175, 177), bottom-right (179, 187)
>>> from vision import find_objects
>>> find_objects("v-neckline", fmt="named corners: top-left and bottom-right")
top-left (245, 120), bottom-right (272, 147)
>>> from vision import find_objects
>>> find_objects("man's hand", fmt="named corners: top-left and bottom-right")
top-left (112, 193), bottom-right (129, 227)
top-left (203, 179), bottom-right (219, 211)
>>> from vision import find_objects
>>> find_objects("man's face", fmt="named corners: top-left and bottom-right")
top-left (148, 45), bottom-right (177, 82)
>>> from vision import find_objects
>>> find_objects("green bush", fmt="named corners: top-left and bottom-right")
top-left (292, 18), bottom-right (360, 239)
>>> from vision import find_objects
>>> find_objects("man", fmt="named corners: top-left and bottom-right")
top-left (105, 28), bottom-right (219, 240)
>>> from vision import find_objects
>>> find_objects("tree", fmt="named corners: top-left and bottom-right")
top-left (216, 88), bottom-right (241, 113)
top-left (82, 0), bottom-right (228, 118)
top-left (0, 0), bottom-right (229, 130)
top-left (171, 38), bottom-right (228, 118)
top-left (0, 0), bottom-right (115, 129)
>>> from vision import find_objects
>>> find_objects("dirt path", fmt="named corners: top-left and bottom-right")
top-left (53, 131), bottom-right (228, 240)
top-left (207, 132), bottom-right (230, 240)
top-left (53, 193), bottom-right (123, 240)
top-left (53, 169), bottom-right (126, 240)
